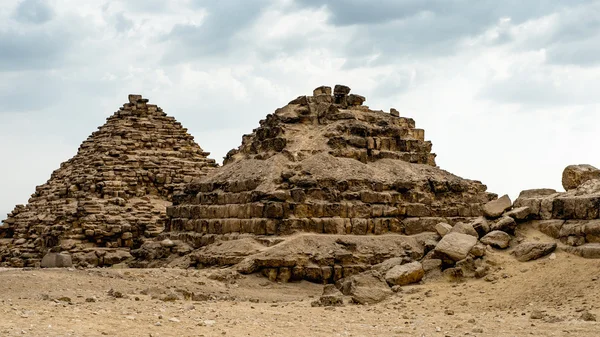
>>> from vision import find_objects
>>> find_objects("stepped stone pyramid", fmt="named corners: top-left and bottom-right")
top-left (0, 95), bottom-right (217, 267)
top-left (165, 85), bottom-right (496, 248)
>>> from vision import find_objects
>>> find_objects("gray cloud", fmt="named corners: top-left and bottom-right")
top-left (161, 1), bottom-right (273, 63)
top-left (544, 5), bottom-right (600, 66)
top-left (120, 0), bottom-right (170, 13)
top-left (13, 0), bottom-right (54, 24)
top-left (547, 39), bottom-right (600, 66)
top-left (0, 71), bottom-right (64, 112)
top-left (477, 68), bottom-right (600, 107)
top-left (296, 0), bottom-right (589, 66)
top-left (112, 12), bottom-right (134, 33)
top-left (0, 29), bottom-right (70, 71)
top-left (296, 0), bottom-right (577, 27)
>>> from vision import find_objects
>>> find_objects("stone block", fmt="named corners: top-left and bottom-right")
top-left (41, 252), bottom-right (73, 268)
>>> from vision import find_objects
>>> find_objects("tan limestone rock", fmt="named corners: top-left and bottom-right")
top-left (562, 164), bottom-right (600, 191)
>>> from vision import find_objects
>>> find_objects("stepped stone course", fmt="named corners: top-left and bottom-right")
top-left (0, 95), bottom-right (217, 267)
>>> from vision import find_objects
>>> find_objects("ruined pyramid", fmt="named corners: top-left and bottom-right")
top-left (0, 95), bottom-right (217, 267)
top-left (165, 85), bottom-right (496, 248)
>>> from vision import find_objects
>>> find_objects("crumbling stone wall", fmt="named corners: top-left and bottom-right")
top-left (514, 164), bottom-right (600, 258)
top-left (0, 95), bottom-right (217, 267)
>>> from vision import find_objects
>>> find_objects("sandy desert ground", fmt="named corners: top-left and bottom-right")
top-left (0, 244), bottom-right (599, 337)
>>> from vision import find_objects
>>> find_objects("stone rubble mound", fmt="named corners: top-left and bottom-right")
top-left (0, 95), bottom-right (217, 267)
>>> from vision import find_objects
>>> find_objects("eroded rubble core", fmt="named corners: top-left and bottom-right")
top-left (0, 95), bottom-right (217, 267)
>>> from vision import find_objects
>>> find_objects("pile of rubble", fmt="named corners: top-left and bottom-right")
top-left (0, 95), bottom-right (217, 267)
top-left (310, 193), bottom-right (559, 305)
top-left (312, 164), bottom-right (600, 305)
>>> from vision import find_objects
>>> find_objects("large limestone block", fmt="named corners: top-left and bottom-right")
top-left (41, 252), bottom-right (73, 268)
top-left (490, 216), bottom-right (517, 233)
top-left (480, 230), bottom-right (511, 249)
top-left (384, 261), bottom-right (424, 286)
top-left (372, 257), bottom-right (408, 273)
top-left (450, 222), bottom-right (478, 237)
top-left (312, 284), bottom-right (344, 307)
top-left (564, 243), bottom-right (600, 259)
top-left (336, 271), bottom-right (392, 305)
top-left (517, 189), bottom-right (557, 199)
top-left (434, 232), bottom-right (478, 262)
top-left (435, 222), bottom-right (452, 237)
top-left (511, 242), bottom-right (556, 262)
top-left (562, 164), bottom-right (600, 191)
top-left (504, 207), bottom-right (532, 221)
top-left (483, 195), bottom-right (512, 218)
top-left (470, 217), bottom-right (490, 237)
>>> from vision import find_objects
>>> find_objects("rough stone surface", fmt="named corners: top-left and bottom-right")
top-left (480, 231), bottom-right (511, 249)
top-left (434, 232), bottom-right (478, 262)
top-left (483, 195), bottom-right (512, 218)
top-left (469, 243), bottom-right (486, 257)
top-left (563, 243), bottom-right (600, 259)
top-left (193, 233), bottom-right (429, 284)
top-left (470, 217), bottom-right (490, 237)
top-left (384, 261), bottom-right (424, 286)
top-left (518, 189), bottom-right (558, 199)
top-left (504, 207), bottom-right (532, 221)
top-left (450, 222), bottom-right (478, 237)
top-left (455, 257), bottom-right (488, 278)
top-left (165, 85), bottom-right (494, 247)
top-left (336, 271), bottom-right (392, 304)
top-left (40, 252), bottom-right (73, 268)
top-left (421, 259), bottom-right (442, 272)
top-left (435, 223), bottom-right (452, 237)
top-left (312, 284), bottom-right (344, 307)
top-left (372, 257), bottom-right (409, 273)
top-left (490, 216), bottom-right (517, 233)
top-left (0, 95), bottom-right (217, 267)
top-left (562, 164), bottom-right (600, 191)
top-left (511, 242), bottom-right (557, 262)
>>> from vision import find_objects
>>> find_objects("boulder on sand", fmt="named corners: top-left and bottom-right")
top-left (41, 252), bottom-right (73, 268)
top-left (336, 271), bottom-right (392, 305)
top-left (480, 230), bottom-right (511, 249)
top-left (434, 232), bottom-right (478, 262)
top-left (384, 262), bottom-right (424, 286)
top-left (511, 242), bottom-right (557, 262)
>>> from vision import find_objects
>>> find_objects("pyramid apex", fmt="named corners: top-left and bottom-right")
top-left (128, 94), bottom-right (144, 103)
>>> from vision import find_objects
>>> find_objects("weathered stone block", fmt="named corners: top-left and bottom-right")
top-left (41, 253), bottom-right (73, 268)
top-left (483, 195), bottom-right (512, 218)
top-left (434, 232), bottom-right (478, 262)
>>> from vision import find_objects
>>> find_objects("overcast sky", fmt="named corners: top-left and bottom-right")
top-left (1, 0), bottom-right (599, 220)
